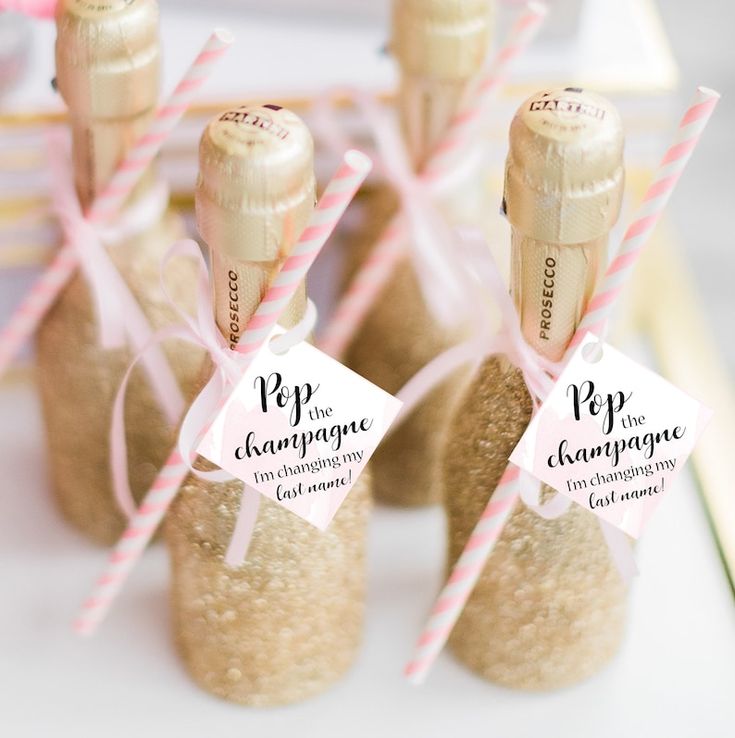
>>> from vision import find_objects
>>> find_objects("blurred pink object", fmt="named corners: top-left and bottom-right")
top-left (0, 0), bottom-right (55, 19)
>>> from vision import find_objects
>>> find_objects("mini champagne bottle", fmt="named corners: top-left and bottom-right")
top-left (343, 0), bottom-right (494, 507)
top-left (166, 104), bottom-right (372, 706)
top-left (444, 88), bottom-right (628, 689)
top-left (36, 0), bottom-right (202, 545)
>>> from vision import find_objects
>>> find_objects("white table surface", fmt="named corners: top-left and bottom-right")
top-left (1, 377), bottom-right (735, 737)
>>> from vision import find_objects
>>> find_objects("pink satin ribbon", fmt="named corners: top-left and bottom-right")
top-left (47, 130), bottom-right (169, 348)
top-left (110, 239), bottom-right (317, 563)
top-left (45, 131), bottom-right (185, 433)
top-left (313, 88), bottom-right (480, 328)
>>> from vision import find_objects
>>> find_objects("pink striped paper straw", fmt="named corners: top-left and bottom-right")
top-left (87, 29), bottom-right (233, 224)
top-left (0, 29), bottom-right (233, 379)
top-left (0, 0), bottom-right (56, 18)
top-left (566, 86), bottom-right (721, 353)
top-left (0, 245), bottom-right (77, 373)
top-left (317, 1), bottom-right (547, 359)
top-left (405, 466), bottom-right (519, 683)
top-left (236, 152), bottom-right (373, 357)
top-left (404, 86), bottom-right (720, 684)
top-left (422, 1), bottom-right (547, 182)
top-left (74, 150), bottom-right (373, 635)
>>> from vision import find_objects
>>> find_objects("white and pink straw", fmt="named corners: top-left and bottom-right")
top-left (422, 1), bottom-right (548, 183)
top-left (317, 1), bottom-right (548, 359)
top-left (567, 86), bottom-right (721, 353)
top-left (74, 150), bottom-right (373, 635)
top-left (0, 29), bottom-right (233, 378)
top-left (404, 86), bottom-right (720, 684)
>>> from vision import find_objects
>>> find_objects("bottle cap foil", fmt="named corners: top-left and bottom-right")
top-left (392, 0), bottom-right (493, 81)
top-left (55, 0), bottom-right (160, 121)
top-left (504, 88), bottom-right (625, 244)
top-left (196, 104), bottom-right (316, 262)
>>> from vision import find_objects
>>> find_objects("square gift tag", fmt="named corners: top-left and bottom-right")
top-left (197, 330), bottom-right (402, 530)
top-left (510, 333), bottom-right (712, 538)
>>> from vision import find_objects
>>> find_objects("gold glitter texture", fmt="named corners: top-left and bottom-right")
top-left (445, 357), bottom-right (627, 689)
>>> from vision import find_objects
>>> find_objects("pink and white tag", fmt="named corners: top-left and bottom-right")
top-left (510, 333), bottom-right (712, 539)
top-left (197, 328), bottom-right (402, 530)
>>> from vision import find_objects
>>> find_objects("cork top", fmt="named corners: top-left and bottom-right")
top-left (55, 0), bottom-right (160, 121)
top-left (504, 87), bottom-right (625, 244)
top-left (392, 0), bottom-right (493, 80)
top-left (196, 104), bottom-right (316, 262)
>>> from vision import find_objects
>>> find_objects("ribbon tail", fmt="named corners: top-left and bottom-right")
top-left (393, 338), bottom-right (481, 428)
top-left (74, 229), bottom-right (126, 350)
top-left (160, 240), bottom-right (216, 347)
top-left (409, 212), bottom-right (470, 327)
top-left (114, 273), bottom-right (186, 426)
top-left (599, 519), bottom-right (639, 583)
top-left (177, 371), bottom-right (235, 484)
top-left (110, 323), bottom-right (195, 518)
top-left (517, 471), bottom-right (637, 581)
top-left (110, 355), bottom-right (142, 519)
top-left (44, 133), bottom-right (127, 350)
top-left (75, 224), bottom-right (127, 350)
top-left (518, 470), bottom-right (573, 519)
top-left (224, 486), bottom-right (261, 567)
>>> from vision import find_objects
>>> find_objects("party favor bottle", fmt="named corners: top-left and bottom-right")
top-left (343, 0), bottom-right (493, 507)
top-left (166, 105), bottom-right (371, 706)
top-left (444, 88), bottom-right (627, 689)
top-left (36, 0), bottom-right (201, 545)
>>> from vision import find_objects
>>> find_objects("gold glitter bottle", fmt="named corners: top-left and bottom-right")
top-left (166, 104), bottom-right (371, 706)
top-left (36, 0), bottom-right (201, 545)
top-left (443, 88), bottom-right (628, 689)
top-left (343, 0), bottom-right (493, 507)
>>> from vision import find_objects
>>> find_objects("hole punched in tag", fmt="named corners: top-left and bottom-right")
top-left (581, 339), bottom-right (604, 364)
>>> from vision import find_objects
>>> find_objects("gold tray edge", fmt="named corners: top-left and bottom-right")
top-left (637, 227), bottom-right (735, 591)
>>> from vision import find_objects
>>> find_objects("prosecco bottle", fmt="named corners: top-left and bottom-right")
top-left (443, 88), bottom-right (629, 689)
top-left (166, 104), bottom-right (371, 705)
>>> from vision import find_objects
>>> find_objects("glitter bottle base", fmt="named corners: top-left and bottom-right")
top-left (166, 468), bottom-right (371, 706)
top-left (444, 357), bottom-right (628, 689)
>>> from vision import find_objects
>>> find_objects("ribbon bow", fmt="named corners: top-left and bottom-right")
top-left (110, 239), bottom-right (317, 562)
top-left (45, 130), bottom-right (184, 428)
top-left (314, 88), bottom-right (484, 329)
top-left (393, 226), bottom-right (637, 580)
top-left (393, 227), bottom-right (558, 421)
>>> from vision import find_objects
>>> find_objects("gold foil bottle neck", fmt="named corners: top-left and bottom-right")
top-left (505, 89), bottom-right (625, 360)
top-left (504, 88), bottom-right (625, 244)
top-left (196, 104), bottom-right (316, 263)
top-left (392, 0), bottom-right (493, 81)
top-left (55, 0), bottom-right (160, 121)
